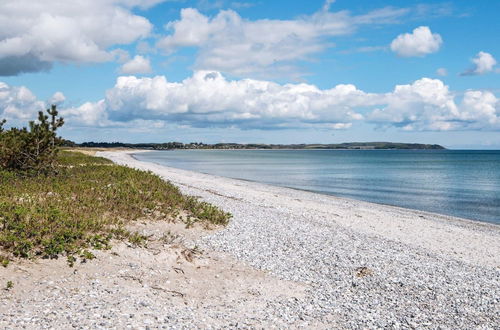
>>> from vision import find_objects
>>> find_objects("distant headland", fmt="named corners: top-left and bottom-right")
top-left (70, 141), bottom-right (446, 150)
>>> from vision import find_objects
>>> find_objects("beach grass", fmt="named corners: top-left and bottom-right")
top-left (0, 150), bottom-right (231, 264)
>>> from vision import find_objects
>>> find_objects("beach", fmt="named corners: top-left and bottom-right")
top-left (2, 0), bottom-right (499, 328)
top-left (103, 151), bottom-right (499, 327)
top-left (1, 150), bottom-right (499, 328)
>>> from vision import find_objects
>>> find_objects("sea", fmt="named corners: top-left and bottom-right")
top-left (133, 149), bottom-right (500, 224)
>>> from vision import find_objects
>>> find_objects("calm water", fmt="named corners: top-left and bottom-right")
top-left (134, 150), bottom-right (500, 224)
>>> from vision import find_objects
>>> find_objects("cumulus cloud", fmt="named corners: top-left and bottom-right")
top-left (369, 78), bottom-right (499, 130)
top-left (102, 71), bottom-right (372, 128)
top-left (119, 55), bottom-right (152, 74)
top-left (0, 82), bottom-right (46, 121)
top-left (461, 51), bottom-right (497, 76)
top-left (390, 26), bottom-right (442, 57)
top-left (0, 54), bottom-right (52, 76)
top-left (49, 92), bottom-right (66, 105)
top-left (0, 0), bottom-right (162, 76)
top-left (48, 72), bottom-right (499, 132)
top-left (157, 5), bottom-right (409, 78)
top-left (459, 90), bottom-right (499, 127)
top-left (369, 78), bottom-right (459, 130)
top-left (61, 100), bottom-right (110, 127)
top-left (2, 73), bottom-right (498, 131)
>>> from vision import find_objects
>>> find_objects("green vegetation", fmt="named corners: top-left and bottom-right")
top-left (0, 255), bottom-right (9, 267)
top-left (0, 110), bottom-right (230, 266)
top-left (0, 105), bottom-right (64, 174)
top-left (0, 151), bottom-right (231, 265)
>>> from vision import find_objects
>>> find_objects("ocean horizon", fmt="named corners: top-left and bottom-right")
top-left (134, 149), bottom-right (500, 225)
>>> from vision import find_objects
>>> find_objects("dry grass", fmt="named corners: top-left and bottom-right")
top-left (0, 151), bottom-right (230, 264)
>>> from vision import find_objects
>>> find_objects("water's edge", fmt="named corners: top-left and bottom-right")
top-left (127, 151), bottom-right (499, 228)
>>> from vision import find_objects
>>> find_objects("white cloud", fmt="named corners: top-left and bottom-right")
top-left (0, 54), bottom-right (52, 76)
top-left (390, 26), bottom-right (442, 57)
top-left (0, 0), bottom-right (162, 76)
top-left (0, 82), bottom-right (46, 121)
top-left (369, 78), bottom-right (499, 130)
top-left (459, 90), bottom-right (499, 126)
top-left (49, 92), bottom-right (66, 105)
top-left (436, 68), bottom-right (447, 76)
top-left (102, 71), bottom-right (373, 128)
top-left (119, 55), bottom-right (152, 74)
top-left (461, 51), bottom-right (497, 76)
top-left (369, 78), bottom-right (459, 130)
top-left (61, 100), bottom-right (109, 127)
top-left (2, 74), bottom-right (498, 132)
top-left (62, 72), bottom-right (500, 132)
top-left (0, 84), bottom-right (70, 125)
top-left (112, 49), bottom-right (131, 64)
top-left (136, 41), bottom-right (156, 55)
top-left (157, 6), bottom-right (409, 78)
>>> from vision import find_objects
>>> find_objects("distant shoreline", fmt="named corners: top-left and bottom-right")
top-left (73, 141), bottom-right (446, 150)
top-left (131, 148), bottom-right (500, 225)
top-left (133, 148), bottom-right (445, 151)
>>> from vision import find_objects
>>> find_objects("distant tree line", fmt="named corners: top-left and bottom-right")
top-left (72, 141), bottom-right (445, 150)
top-left (0, 109), bottom-right (444, 175)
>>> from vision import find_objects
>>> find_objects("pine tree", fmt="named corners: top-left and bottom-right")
top-left (0, 105), bottom-right (65, 174)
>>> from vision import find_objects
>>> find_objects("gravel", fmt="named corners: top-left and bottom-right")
top-left (199, 191), bottom-right (500, 328)
top-left (1, 151), bottom-right (498, 329)
top-left (113, 151), bottom-right (499, 329)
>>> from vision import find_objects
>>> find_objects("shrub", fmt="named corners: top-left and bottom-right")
top-left (0, 151), bottom-right (231, 263)
top-left (0, 105), bottom-right (64, 174)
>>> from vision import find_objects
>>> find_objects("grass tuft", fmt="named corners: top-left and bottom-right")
top-left (0, 151), bottom-right (231, 263)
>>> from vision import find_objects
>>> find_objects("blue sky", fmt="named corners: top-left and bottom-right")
top-left (0, 0), bottom-right (499, 148)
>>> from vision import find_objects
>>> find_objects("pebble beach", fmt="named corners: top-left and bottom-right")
top-left (106, 151), bottom-right (500, 328)
top-left (1, 150), bottom-right (499, 329)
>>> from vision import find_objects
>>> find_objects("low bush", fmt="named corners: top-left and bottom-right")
top-left (0, 151), bottom-right (231, 263)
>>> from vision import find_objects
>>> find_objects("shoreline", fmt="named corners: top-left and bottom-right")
top-left (103, 150), bottom-right (500, 267)
top-left (96, 150), bottom-right (499, 327)
top-left (129, 150), bottom-right (498, 230)
top-left (129, 149), bottom-right (499, 226)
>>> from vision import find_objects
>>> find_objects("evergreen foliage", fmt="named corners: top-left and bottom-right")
top-left (0, 105), bottom-right (64, 174)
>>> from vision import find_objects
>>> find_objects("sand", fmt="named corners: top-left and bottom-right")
top-left (1, 150), bottom-right (498, 328)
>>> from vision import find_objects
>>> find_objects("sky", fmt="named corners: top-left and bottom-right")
top-left (0, 0), bottom-right (499, 148)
